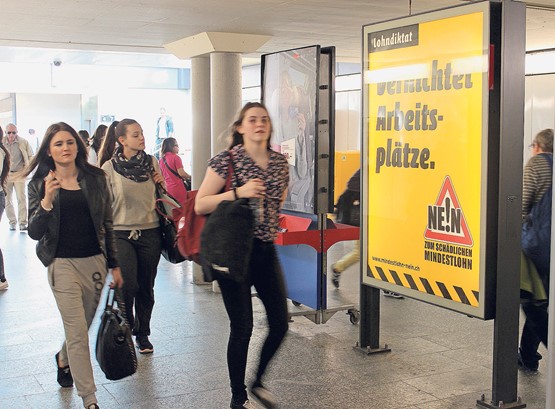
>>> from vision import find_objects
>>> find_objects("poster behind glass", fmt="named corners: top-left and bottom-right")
top-left (262, 46), bottom-right (319, 214)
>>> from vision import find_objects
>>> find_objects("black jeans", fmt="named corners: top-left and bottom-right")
top-left (217, 239), bottom-right (289, 404)
top-left (520, 299), bottom-right (548, 365)
top-left (115, 228), bottom-right (162, 336)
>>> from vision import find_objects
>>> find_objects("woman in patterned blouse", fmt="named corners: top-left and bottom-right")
top-left (195, 102), bottom-right (289, 409)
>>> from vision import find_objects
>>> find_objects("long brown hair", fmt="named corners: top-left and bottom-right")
top-left (0, 126), bottom-right (10, 190)
top-left (229, 102), bottom-right (272, 150)
top-left (97, 121), bottom-right (120, 168)
top-left (22, 122), bottom-right (104, 181)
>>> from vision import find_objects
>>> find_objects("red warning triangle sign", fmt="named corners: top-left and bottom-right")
top-left (424, 176), bottom-right (473, 246)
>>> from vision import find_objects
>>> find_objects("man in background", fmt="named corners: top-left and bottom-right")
top-left (3, 124), bottom-right (33, 231)
top-left (27, 128), bottom-right (40, 152)
top-left (154, 107), bottom-right (174, 159)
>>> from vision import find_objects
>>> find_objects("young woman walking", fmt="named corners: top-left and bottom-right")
top-left (26, 122), bottom-right (123, 409)
top-left (99, 118), bottom-right (164, 354)
top-left (195, 102), bottom-right (290, 409)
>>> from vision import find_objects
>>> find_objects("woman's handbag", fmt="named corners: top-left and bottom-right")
top-left (200, 151), bottom-right (255, 282)
top-left (155, 184), bottom-right (186, 264)
top-left (96, 289), bottom-right (137, 381)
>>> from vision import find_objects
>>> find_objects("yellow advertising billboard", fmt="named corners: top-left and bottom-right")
top-left (362, 2), bottom-right (491, 318)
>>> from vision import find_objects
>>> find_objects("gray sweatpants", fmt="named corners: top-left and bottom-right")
top-left (48, 254), bottom-right (107, 408)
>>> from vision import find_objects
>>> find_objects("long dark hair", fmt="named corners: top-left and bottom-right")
top-left (97, 121), bottom-right (120, 168)
top-left (97, 119), bottom-right (141, 167)
top-left (23, 122), bottom-right (104, 181)
top-left (161, 137), bottom-right (178, 156)
top-left (229, 102), bottom-right (272, 150)
top-left (91, 124), bottom-right (107, 155)
top-left (0, 126), bottom-right (10, 190)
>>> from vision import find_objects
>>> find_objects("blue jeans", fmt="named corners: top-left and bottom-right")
top-left (217, 239), bottom-right (289, 404)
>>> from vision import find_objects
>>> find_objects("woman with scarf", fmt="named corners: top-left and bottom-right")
top-left (98, 118), bottom-right (163, 354)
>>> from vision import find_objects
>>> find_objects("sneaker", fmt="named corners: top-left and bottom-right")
top-left (9, 224), bottom-right (15, 231)
top-left (250, 383), bottom-right (277, 408)
top-left (518, 348), bottom-right (540, 372)
top-left (19, 224), bottom-right (27, 231)
top-left (87, 405), bottom-right (100, 409)
top-left (230, 399), bottom-right (258, 409)
top-left (382, 290), bottom-right (404, 299)
top-left (55, 352), bottom-right (73, 387)
top-left (331, 267), bottom-right (341, 289)
top-left (0, 280), bottom-right (8, 290)
top-left (136, 335), bottom-right (154, 354)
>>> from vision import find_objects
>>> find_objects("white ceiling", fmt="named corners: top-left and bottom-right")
top-left (0, 0), bottom-right (554, 67)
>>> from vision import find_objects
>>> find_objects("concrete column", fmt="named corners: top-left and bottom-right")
top-left (209, 52), bottom-right (242, 292)
top-left (190, 56), bottom-right (211, 284)
top-left (191, 56), bottom-right (211, 189)
top-left (210, 52), bottom-right (242, 154)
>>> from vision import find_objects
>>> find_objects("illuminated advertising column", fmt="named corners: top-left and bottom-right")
top-left (363, 2), bottom-right (491, 318)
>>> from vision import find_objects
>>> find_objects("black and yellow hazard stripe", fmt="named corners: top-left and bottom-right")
top-left (368, 265), bottom-right (479, 306)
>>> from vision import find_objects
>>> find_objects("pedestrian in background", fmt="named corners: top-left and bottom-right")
top-left (159, 137), bottom-right (190, 204)
top-left (0, 126), bottom-right (10, 290)
top-left (88, 124), bottom-right (107, 166)
top-left (518, 128), bottom-right (553, 372)
top-left (3, 123), bottom-right (33, 231)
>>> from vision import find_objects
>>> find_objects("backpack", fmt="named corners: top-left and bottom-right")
top-left (521, 154), bottom-right (553, 292)
top-left (335, 189), bottom-right (360, 226)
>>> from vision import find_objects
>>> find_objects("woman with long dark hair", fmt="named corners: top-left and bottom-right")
top-left (88, 124), bottom-right (107, 166)
top-left (0, 126), bottom-right (10, 290)
top-left (100, 118), bottom-right (164, 354)
top-left (97, 121), bottom-right (119, 168)
top-left (195, 102), bottom-right (290, 409)
top-left (25, 122), bottom-right (122, 409)
top-left (159, 137), bottom-right (190, 204)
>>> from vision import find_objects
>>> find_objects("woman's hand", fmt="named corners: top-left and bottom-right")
top-left (237, 178), bottom-right (266, 199)
top-left (109, 267), bottom-right (124, 288)
top-left (43, 170), bottom-right (61, 208)
top-left (152, 171), bottom-right (165, 186)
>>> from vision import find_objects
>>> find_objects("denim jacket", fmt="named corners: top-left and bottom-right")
top-left (28, 171), bottom-right (119, 268)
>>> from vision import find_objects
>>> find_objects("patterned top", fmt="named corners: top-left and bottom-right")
top-left (208, 144), bottom-right (289, 242)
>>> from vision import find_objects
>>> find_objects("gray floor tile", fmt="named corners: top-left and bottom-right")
top-left (0, 223), bottom-right (548, 408)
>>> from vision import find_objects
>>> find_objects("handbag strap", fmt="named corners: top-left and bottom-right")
top-left (162, 155), bottom-right (182, 180)
top-left (105, 288), bottom-right (132, 325)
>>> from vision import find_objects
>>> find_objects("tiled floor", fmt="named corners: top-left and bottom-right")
top-left (0, 222), bottom-right (548, 408)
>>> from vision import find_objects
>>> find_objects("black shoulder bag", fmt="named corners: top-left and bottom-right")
top-left (200, 151), bottom-right (255, 282)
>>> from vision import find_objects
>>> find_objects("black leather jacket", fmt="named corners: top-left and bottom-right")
top-left (28, 170), bottom-right (119, 268)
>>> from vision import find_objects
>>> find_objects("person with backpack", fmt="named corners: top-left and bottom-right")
top-left (518, 128), bottom-right (553, 372)
top-left (330, 169), bottom-right (403, 298)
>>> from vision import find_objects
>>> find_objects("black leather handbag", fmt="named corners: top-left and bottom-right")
top-left (95, 289), bottom-right (137, 381)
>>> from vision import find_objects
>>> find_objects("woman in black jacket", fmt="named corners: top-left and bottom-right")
top-left (24, 122), bottom-right (123, 409)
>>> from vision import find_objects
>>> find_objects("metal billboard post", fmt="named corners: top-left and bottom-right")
top-left (477, 1), bottom-right (526, 408)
